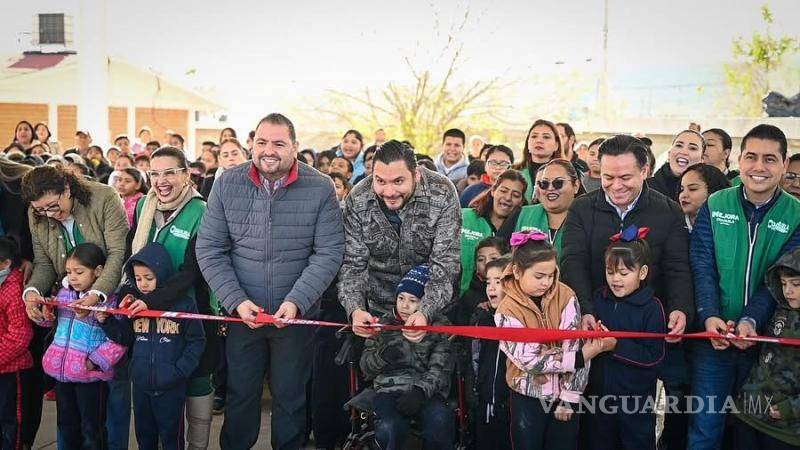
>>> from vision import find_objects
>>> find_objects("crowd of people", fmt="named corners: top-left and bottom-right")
top-left (0, 114), bottom-right (798, 450)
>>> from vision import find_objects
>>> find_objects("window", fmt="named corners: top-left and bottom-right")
top-left (39, 14), bottom-right (65, 45)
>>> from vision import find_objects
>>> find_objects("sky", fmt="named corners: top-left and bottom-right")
top-left (1, 0), bottom-right (799, 134)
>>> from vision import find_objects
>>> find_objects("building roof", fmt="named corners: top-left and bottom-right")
top-left (0, 52), bottom-right (225, 112)
top-left (8, 53), bottom-right (69, 70)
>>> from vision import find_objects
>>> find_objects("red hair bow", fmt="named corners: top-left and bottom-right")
top-left (609, 225), bottom-right (650, 242)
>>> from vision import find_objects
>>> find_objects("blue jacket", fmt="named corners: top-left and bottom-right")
top-left (590, 285), bottom-right (666, 396)
top-left (196, 162), bottom-right (344, 316)
top-left (459, 181), bottom-right (490, 208)
top-left (102, 242), bottom-right (205, 392)
top-left (336, 149), bottom-right (365, 184)
top-left (691, 188), bottom-right (800, 331)
top-left (434, 154), bottom-right (468, 184)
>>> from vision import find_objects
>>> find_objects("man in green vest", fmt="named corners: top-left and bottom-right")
top-left (688, 124), bottom-right (800, 450)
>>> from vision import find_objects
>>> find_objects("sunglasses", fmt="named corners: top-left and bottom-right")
top-left (537, 179), bottom-right (567, 191)
top-left (785, 172), bottom-right (800, 183)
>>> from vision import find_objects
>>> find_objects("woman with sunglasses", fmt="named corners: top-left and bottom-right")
top-left (125, 146), bottom-right (218, 450)
top-left (499, 160), bottom-right (581, 260)
top-left (460, 170), bottom-right (528, 296)
top-left (459, 145), bottom-right (514, 207)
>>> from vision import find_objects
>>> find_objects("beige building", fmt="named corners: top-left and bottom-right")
top-left (0, 51), bottom-right (226, 157)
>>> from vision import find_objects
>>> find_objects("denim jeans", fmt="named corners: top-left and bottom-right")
top-left (55, 381), bottom-right (107, 450)
top-left (132, 383), bottom-right (186, 450)
top-left (106, 368), bottom-right (131, 450)
top-left (509, 391), bottom-right (578, 450)
top-left (373, 392), bottom-right (454, 450)
top-left (687, 341), bottom-right (757, 450)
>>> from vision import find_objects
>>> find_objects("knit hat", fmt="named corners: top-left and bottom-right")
top-left (395, 264), bottom-right (431, 300)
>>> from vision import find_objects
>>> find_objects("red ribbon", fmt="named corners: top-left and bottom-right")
top-left (38, 301), bottom-right (800, 347)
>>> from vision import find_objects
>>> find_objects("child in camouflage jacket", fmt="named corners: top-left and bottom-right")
top-left (360, 264), bottom-right (455, 450)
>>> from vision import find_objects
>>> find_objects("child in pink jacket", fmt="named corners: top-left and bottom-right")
top-left (36, 243), bottom-right (126, 450)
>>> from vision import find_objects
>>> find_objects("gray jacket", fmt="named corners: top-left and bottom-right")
top-left (338, 168), bottom-right (461, 319)
top-left (196, 162), bottom-right (344, 316)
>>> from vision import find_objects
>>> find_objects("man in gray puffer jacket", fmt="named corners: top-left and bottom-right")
top-left (196, 113), bottom-right (344, 450)
top-left (339, 140), bottom-right (461, 343)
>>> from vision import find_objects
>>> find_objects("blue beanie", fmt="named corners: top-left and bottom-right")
top-left (395, 264), bottom-right (431, 300)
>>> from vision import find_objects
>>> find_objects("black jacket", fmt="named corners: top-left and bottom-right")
top-left (647, 163), bottom-right (680, 201)
top-left (450, 275), bottom-right (487, 326)
top-left (589, 286), bottom-right (665, 396)
top-left (571, 154), bottom-right (590, 176)
top-left (102, 242), bottom-right (205, 391)
top-left (124, 215), bottom-right (218, 377)
top-left (561, 183), bottom-right (694, 322)
top-left (473, 308), bottom-right (509, 409)
top-left (0, 180), bottom-right (33, 261)
top-left (199, 173), bottom-right (215, 200)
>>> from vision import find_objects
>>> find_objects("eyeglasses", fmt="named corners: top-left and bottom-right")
top-left (486, 160), bottom-right (512, 169)
top-left (32, 193), bottom-right (64, 217)
top-left (147, 168), bottom-right (186, 180)
top-left (537, 179), bottom-right (567, 191)
top-left (785, 172), bottom-right (800, 184)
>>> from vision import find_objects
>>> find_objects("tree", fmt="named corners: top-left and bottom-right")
top-left (722, 5), bottom-right (799, 116)
top-left (313, 9), bottom-right (511, 154)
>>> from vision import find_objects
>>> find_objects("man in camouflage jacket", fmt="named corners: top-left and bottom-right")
top-left (339, 140), bottom-right (461, 341)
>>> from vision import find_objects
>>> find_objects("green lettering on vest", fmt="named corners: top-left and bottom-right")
top-left (708, 187), bottom-right (800, 321)
top-left (460, 208), bottom-right (494, 296)
top-left (135, 197), bottom-right (214, 310)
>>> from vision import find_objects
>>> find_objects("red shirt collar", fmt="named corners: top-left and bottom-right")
top-left (480, 173), bottom-right (493, 186)
top-left (248, 160), bottom-right (299, 189)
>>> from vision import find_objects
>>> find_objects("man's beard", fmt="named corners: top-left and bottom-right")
top-left (380, 178), bottom-right (416, 211)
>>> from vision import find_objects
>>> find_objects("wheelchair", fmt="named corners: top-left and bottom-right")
top-left (335, 329), bottom-right (471, 450)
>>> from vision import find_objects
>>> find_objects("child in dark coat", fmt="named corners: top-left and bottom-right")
top-left (734, 249), bottom-right (800, 449)
top-left (98, 242), bottom-right (205, 450)
top-left (588, 225), bottom-right (666, 450)
top-left (454, 236), bottom-right (509, 325)
top-left (472, 256), bottom-right (511, 450)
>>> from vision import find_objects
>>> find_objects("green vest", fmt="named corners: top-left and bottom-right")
top-left (514, 204), bottom-right (564, 259)
top-left (708, 187), bottom-right (800, 320)
top-left (521, 168), bottom-right (535, 202)
top-left (460, 208), bottom-right (494, 296)
top-left (730, 175), bottom-right (742, 187)
top-left (134, 197), bottom-right (214, 311)
top-left (61, 221), bottom-right (85, 253)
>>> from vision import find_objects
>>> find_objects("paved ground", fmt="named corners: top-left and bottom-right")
top-left (34, 394), bottom-right (277, 449)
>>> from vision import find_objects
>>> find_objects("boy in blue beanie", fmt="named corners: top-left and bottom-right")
top-left (360, 264), bottom-right (455, 450)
